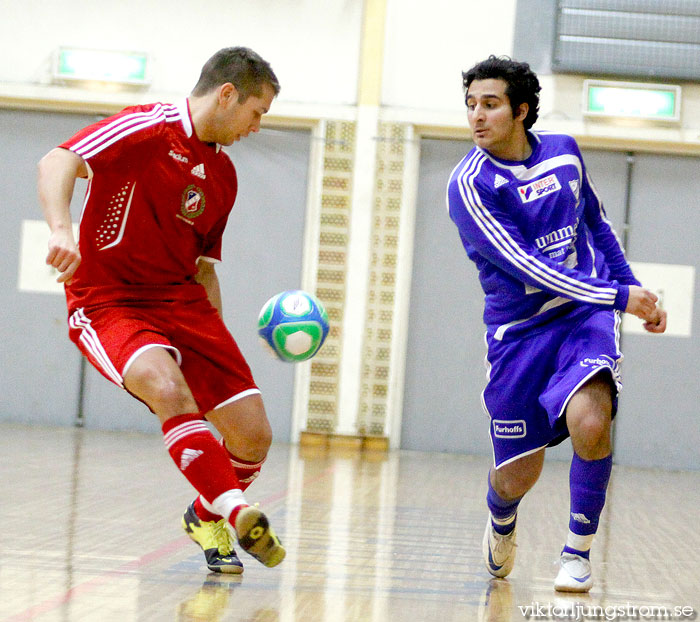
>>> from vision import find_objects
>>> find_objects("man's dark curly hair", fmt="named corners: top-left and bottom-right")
top-left (462, 55), bottom-right (541, 130)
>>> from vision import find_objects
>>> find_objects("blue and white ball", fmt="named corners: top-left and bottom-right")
top-left (257, 290), bottom-right (329, 362)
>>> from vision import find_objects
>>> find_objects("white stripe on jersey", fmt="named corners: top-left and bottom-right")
top-left (460, 152), bottom-right (615, 302)
top-left (456, 151), bottom-right (617, 304)
top-left (100, 182), bottom-right (136, 250)
top-left (494, 296), bottom-right (572, 341)
top-left (68, 309), bottom-right (123, 386)
top-left (72, 106), bottom-right (162, 153)
top-left (70, 104), bottom-right (181, 160)
top-left (71, 104), bottom-right (165, 152)
top-left (586, 235), bottom-right (598, 278)
top-left (79, 178), bottom-right (92, 223)
top-left (479, 150), bottom-right (583, 183)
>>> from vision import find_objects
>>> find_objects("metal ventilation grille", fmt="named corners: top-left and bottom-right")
top-left (357, 122), bottom-right (406, 437)
top-left (553, 0), bottom-right (700, 80)
top-left (305, 120), bottom-right (356, 433)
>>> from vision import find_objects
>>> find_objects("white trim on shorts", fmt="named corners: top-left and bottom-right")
top-left (491, 366), bottom-right (615, 470)
top-left (214, 388), bottom-right (262, 411)
top-left (493, 443), bottom-right (549, 469)
top-left (69, 308), bottom-right (123, 386)
top-left (555, 310), bottom-right (623, 421)
top-left (492, 364), bottom-right (621, 469)
top-left (121, 343), bottom-right (182, 378)
top-left (555, 368), bottom-right (609, 422)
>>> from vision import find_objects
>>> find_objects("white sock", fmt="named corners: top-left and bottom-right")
top-left (565, 531), bottom-right (594, 554)
top-left (203, 489), bottom-right (247, 521)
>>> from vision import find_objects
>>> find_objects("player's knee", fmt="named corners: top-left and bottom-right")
top-left (128, 366), bottom-right (195, 414)
top-left (156, 378), bottom-right (195, 412)
top-left (582, 412), bottom-right (609, 440)
top-left (494, 467), bottom-right (540, 499)
top-left (219, 416), bottom-right (272, 461)
top-left (497, 477), bottom-right (535, 500)
top-left (246, 421), bottom-right (272, 457)
top-left (570, 411), bottom-right (611, 459)
top-left (567, 375), bottom-right (612, 433)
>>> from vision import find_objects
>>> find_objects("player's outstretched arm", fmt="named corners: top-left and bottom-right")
top-left (625, 285), bottom-right (667, 333)
top-left (37, 148), bottom-right (87, 283)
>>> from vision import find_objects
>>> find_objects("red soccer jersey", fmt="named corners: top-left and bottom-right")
top-left (60, 100), bottom-right (237, 311)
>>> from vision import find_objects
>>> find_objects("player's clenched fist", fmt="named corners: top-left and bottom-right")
top-left (46, 228), bottom-right (81, 283)
top-left (625, 285), bottom-right (666, 333)
top-left (643, 306), bottom-right (667, 334)
top-left (625, 285), bottom-right (657, 319)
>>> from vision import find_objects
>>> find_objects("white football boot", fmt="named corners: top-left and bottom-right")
top-left (482, 514), bottom-right (517, 578)
top-left (554, 552), bottom-right (593, 592)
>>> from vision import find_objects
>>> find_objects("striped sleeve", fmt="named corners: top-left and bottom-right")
top-left (59, 103), bottom-right (180, 169)
top-left (447, 151), bottom-right (628, 309)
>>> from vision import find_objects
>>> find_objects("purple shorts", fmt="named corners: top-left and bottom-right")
top-left (482, 306), bottom-right (622, 468)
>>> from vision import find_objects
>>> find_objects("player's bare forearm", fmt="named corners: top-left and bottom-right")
top-left (38, 149), bottom-right (86, 227)
top-left (195, 260), bottom-right (223, 316)
top-left (37, 148), bottom-right (87, 282)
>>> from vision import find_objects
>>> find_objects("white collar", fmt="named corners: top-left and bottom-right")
top-left (176, 98), bottom-right (221, 153)
top-left (176, 98), bottom-right (193, 137)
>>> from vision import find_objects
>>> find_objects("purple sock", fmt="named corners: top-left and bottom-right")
top-left (567, 453), bottom-right (613, 553)
top-left (487, 475), bottom-right (521, 535)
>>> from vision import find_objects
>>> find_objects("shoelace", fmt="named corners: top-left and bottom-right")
top-left (491, 530), bottom-right (517, 559)
top-left (212, 519), bottom-right (234, 556)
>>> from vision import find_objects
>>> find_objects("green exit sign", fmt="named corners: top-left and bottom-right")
top-left (583, 80), bottom-right (680, 122)
top-left (54, 47), bottom-right (150, 86)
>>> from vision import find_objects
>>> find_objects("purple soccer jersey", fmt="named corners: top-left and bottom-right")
top-left (447, 130), bottom-right (640, 341)
top-left (446, 131), bottom-right (639, 467)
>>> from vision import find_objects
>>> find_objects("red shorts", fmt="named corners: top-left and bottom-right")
top-left (67, 289), bottom-right (259, 414)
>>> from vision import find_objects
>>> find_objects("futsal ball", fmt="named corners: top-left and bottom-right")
top-left (257, 290), bottom-right (329, 362)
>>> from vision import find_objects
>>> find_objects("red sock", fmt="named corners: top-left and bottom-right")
top-left (193, 496), bottom-right (221, 522)
top-left (191, 442), bottom-right (265, 521)
top-left (162, 414), bottom-right (246, 521)
top-left (220, 438), bottom-right (266, 492)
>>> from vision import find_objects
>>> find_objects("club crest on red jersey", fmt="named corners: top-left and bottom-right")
top-left (180, 185), bottom-right (206, 220)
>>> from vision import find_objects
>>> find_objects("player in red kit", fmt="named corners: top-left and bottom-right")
top-left (38, 47), bottom-right (285, 573)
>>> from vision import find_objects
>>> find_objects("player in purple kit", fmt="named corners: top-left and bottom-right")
top-left (446, 56), bottom-right (666, 592)
top-left (38, 47), bottom-right (285, 574)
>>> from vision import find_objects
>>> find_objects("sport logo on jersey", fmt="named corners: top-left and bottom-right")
top-left (494, 174), bottom-right (508, 189)
top-left (178, 185), bottom-right (206, 224)
top-left (517, 174), bottom-right (561, 203)
top-left (191, 163), bottom-right (206, 180)
top-left (169, 149), bottom-right (189, 164)
top-left (569, 179), bottom-right (580, 202)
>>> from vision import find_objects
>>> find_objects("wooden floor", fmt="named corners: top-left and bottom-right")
top-left (0, 423), bottom-right (698, 622)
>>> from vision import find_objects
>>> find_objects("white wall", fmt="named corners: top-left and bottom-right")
top-left (5, 0), bottom-right (700, 153)
top-left (1, 0), bottom-right (517, 115)
top-left (382, 0), bottom-right (516, 113)
top-left (4, 0), bottom-right (700, 153)
top-left (0, 0), bottom-right (364, 105)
